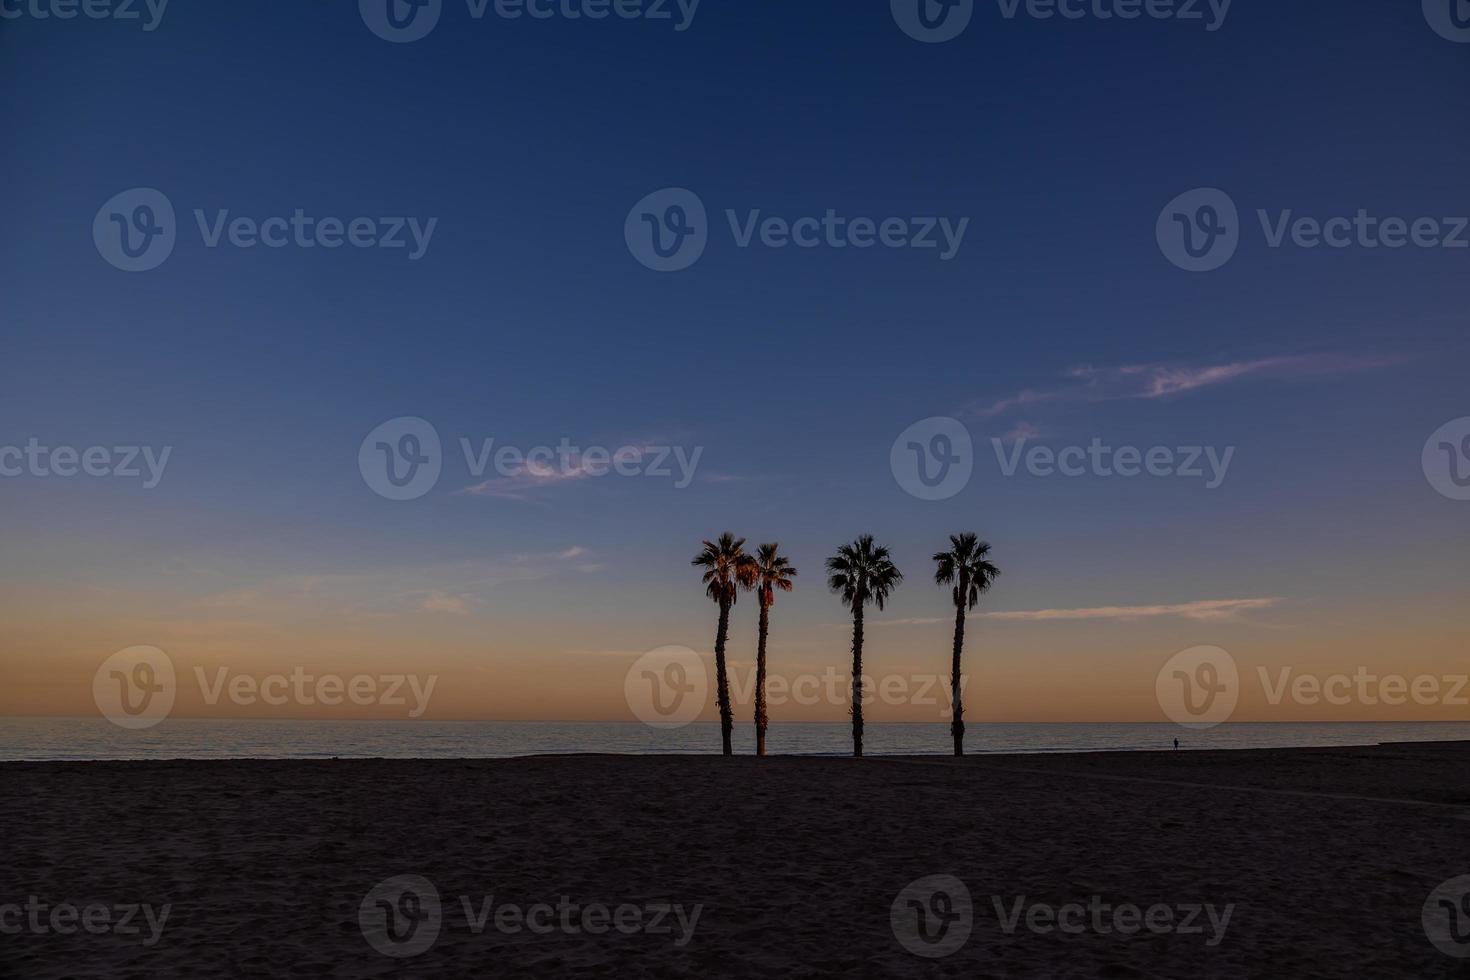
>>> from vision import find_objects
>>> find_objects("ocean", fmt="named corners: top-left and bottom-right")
top-left (2, 717), bottom-right (1468, 761)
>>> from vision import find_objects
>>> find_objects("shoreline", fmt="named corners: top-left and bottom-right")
top-left (5, 718), bottom-right (1470, 765)
top-left (3, 734), bottom-right (1469, 766)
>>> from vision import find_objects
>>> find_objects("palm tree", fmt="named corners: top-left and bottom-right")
top-left (750, 543), bottom-right (797, 757)
top-left (933, 533), bottom-right (1000, 757)
top-left (826, 535), bottom-right (903, 758)
top-left (692, 532), bottom-right (754, 755)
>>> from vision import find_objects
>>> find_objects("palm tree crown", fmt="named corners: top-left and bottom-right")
top-left (826, 534), bottom-right (903, 611)
top-left (692, 532), bottom-right (755, 605)
top-left (933, 532), bottom-right (1000, 608)
top-left (752, 543), bottom-right (798, 606)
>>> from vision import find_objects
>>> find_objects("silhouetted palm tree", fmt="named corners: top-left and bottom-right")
top-left (692, 532), bottom-right (754, 755)
top-left (826, 535), bottom-right (902, 758)
top-left (933, 533), bottom-right (1000, 757)
top-left (750, 543), bottom-right (797, 757)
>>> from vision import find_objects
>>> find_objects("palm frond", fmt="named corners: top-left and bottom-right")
top-left (826, 535), bottom-right (903, 610)
top-left (932, 533), bottom-right (1000, 610)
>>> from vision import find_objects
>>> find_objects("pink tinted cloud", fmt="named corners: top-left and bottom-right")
top-left (967, 352), bottom-right (1404, 420)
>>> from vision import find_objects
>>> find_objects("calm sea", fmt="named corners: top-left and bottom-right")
top-left (2, 718), bottom-right (1468, 761)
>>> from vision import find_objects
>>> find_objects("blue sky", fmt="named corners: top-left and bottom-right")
top-left (2, 0), bottom-right (1468, 719)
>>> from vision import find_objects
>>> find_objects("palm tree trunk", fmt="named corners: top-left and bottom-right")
top-left (850, 602), bottom-right (865, 758)
top-left (754, 597), bottom-right (770, 757)
top-left (950, 598), bottom-right (966, 757)
top-left (713, 596), bottom-right (734, 756)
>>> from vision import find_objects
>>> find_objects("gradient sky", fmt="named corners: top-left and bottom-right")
top-left (2, 0), bottom-right (1467, 724)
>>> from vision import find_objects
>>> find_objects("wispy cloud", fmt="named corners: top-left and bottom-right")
top-left (193, 549), bottom-right (596, 620)
top-left (513, 546), bottom-right (590, 562)
top-left (1003, 420), bottom-right (1044, 441)
top-left (874, 597), bottom-right (1282, 626)
top-left (700, 472), bottom-right (762, 484)
top-left (459, 461), bottom-right (599, 500)
top-left (564, 648), bottom-right (714, 658)
top-left (967, 352), bottom-right (1403, 420)
top-left (420, 592), bottom-right (470, 616)
top-left (459, 442), bottom-right (666, 499)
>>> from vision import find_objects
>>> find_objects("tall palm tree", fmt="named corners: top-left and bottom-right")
top-left (826, 535), bottom-right (903, 758)
top-left (691, 532), bottom-right (754, 755)
top-left (750, 543), bottom-right (797, 757)
top-left (933, 533), bottom-right (1000, 757)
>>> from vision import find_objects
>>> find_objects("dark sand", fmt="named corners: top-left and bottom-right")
top-left (3, 741), bottom-right (1469, 978)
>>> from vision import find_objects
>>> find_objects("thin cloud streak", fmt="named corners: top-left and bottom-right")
top-left (458, 441), bottom-right (667, 499)
top-left (420, 592), bottom-right (470, 616)
top-left (874, 597), bottom-right (1282, 626)
top-left (968, 353), bottom-right (1403, 419)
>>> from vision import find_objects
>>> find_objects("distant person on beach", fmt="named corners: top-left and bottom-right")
top-left (1174, 738), bottom-right (1180, 750)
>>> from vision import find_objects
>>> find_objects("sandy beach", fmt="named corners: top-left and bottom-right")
top-left (2, 741), bottom-right (1468, 978)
